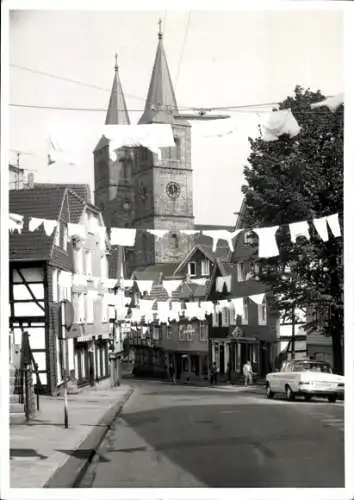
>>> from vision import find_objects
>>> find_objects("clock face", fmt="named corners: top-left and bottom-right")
top-left (166, 182), bottom-right (181, 200)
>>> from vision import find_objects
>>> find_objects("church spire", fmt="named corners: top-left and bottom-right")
top-left (139, 19), bottom-right (179, 124)
top-left (105, 53), bottom-right (130, 125)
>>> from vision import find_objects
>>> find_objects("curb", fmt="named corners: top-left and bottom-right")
top-left (44, 386), bottom-right (134, 488)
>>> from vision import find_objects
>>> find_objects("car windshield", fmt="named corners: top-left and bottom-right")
top-left (292, 362), bottom-right (332, 373)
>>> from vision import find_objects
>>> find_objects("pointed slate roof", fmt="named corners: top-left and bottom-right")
top-left (94, 55), bottom-right (130, 152)
top-left (105, 55), bottom-right (130, 125)
top-left (139, 28), bottom-right (184, 125)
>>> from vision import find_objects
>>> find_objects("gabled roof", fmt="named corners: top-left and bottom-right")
top-left (139, 31), bottom-right (186, 125)
top-left (131, 263), bottom-right (178, 280)
top-left (9, 186), bottom-right (88, 264)
top-left (33, 183), bottom-right (91, 203)
top-left (173, 243), bottom-right (216, 275)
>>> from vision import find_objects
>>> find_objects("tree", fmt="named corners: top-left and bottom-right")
top-left (241, 86), bottom-right (344, 373)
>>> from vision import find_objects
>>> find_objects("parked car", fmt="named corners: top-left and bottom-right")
top-left (265, 359), bottom-right (344, 403)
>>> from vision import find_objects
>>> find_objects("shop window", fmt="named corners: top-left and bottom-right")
top-left (188, 261), bottom-right (196, 276)
top-left (221, 307), bottom-right (230, 327)
top-left (152, 325), bottom-right (160, 340)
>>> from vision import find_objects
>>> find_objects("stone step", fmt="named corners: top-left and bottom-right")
top-left (10, 412), bottom-right (26, 425)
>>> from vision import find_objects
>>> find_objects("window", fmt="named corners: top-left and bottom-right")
top-left (188, 261), bottom-right (196, 276)
top-left (201, 259), bottom-right (210, 276)
top-left (167, 325), bottom-right (173, 338)
top-left (101, 294), bottom-right (108, 323)
top-left (221, 307), bottom-right (230, 327)
top-left (78, 294), bottom-right (85, 323)
top-left (258, 300), bottom-right (267, 326)
top-left (152, 325), bottom-right (160, 340)
top-left (54, 223), bottom-right (60, 247)
top-left (86, 293), bottom-right (94, 324)
top-left (237, 263), bottom-right (245, 282)
top-left (173, 137), bottom-right (181, 160)
top-left (85, 251), bottom-right (92, 276)
top-left (171, 233), bottom-right (179, 249)
top-left (212, 307), bottom-right (219, 327)
top-left (242, 298), bottom-right (249, 325)
top-left (101, 255), bottom-right (108, 279)
top-left (74, 248), bottom-right (84, 274)
top-left (200, 322), bottom-right (208, 341)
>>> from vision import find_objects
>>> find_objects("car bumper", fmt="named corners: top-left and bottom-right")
top-left (297, 390), bottom-right (338, 397)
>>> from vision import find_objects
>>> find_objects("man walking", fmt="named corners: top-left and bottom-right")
top-left (243, 360), bottom-right (253, 386)
top-left (210, 362), bottom-right (218, 385)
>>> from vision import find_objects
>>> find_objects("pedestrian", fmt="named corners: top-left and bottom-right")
top-left (210, 362), bottom-right (218, 385)
top-left (226, 362), bottom-right (232, 383)
top-left (169, 363), bottom-right (176, 383)
top-left (243, 360), bottom-right (253, 386)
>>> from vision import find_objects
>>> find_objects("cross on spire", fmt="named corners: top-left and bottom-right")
top-left (158, 18), bottom-right (163, 39)
top-left (114, 53), bottom-right (118, 71)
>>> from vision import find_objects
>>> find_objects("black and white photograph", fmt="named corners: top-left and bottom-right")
top-left (1, 1), bottom-right (353, 499)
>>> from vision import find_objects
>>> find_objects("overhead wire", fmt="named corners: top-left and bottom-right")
top-left (175, 10), bottom-right (192, 89)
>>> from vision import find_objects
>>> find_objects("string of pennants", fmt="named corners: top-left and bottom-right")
top-left (9, 212), bottom-right (342, 259)
top-left (54, 266), bottom-right (261, 324)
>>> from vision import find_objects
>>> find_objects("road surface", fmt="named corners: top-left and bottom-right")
top-left (79, 380), bottom-right (344, 488)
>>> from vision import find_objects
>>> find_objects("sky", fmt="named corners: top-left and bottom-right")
top-left (8, 6), bottom-right (344, 226)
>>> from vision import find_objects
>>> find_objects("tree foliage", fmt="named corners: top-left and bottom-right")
top-left (241, 86), bottom-right (344, 373)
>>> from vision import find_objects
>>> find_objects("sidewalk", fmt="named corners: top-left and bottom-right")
top-left (10, 379), bottom-right (134, 488)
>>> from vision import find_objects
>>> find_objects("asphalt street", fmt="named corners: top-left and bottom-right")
top-left (79, 380), bottom-right (344, 488)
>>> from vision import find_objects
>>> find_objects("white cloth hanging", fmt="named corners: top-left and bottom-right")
top-left (326, 213), bottom-right (341, 238)
top-left (200, 301), bottom-right (215, 315)
top-left (110, 228), bottom-right (136, 246)
top-left (43, 220), bottom-right (58, 237)
top-left (171, 302), bottom-right (182, 315)
top-left (230, 298), bottom-right (243, 318)
top-left (253, 226), bottom-right (279, 258)
top-left (289, 221), bottom-right (310, 243)
top-left (58, 271), bottom-right (72, 288)
top-left (137, 280), bottom-right (153, 296)
top-left (131, 308), bottom-right (142, 324)
top-left (140, 299), bottom-right (156, 313)
top-left (310, 93), bottom-right (344, 113)
top-left (261, 109), bottom-right (300, 142)
top-left (146, 229), bottom-right (169, 240)
top-left (9, 213), bottom-right (24, 233)
top-left (157, 302), bottom-right (170, 323)
top-left (185, 302), bottom-right (205, 321)
top-left (163, 280), bottom-right (182, 297)
top-left (216, 275), bottom-right (232, 293)
top-left (191, 278), bottom-right (207, 286)
top-left (218, 299), bottom-right (230, 309)
top-left (103, 124), bottom-right (175, 162)
top-left (249, 293), bottom-right (265, 305)
top-left (202, 229), bottom-right (241, 252)
top-left (68, 223), bottom-right (86, 239)
top-left (29, 217), bottom-right (44, 232)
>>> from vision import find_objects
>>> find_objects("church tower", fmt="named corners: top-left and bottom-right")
top-left (93, 55), bottom-right (135, 230)
top-left (133, 22), bottom-right (195, 270)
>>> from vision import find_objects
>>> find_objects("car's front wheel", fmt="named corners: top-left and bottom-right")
top-left (266, 383), bottom-right (274, 399)
top-left (285, 385), bottom-right (295, 401)
top-left (328, 394), bottom-right (337, 403)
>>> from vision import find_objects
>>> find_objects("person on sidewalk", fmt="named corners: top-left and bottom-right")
top-left (243, 360), bottom-right (253, 386)
top-left (210, 362), bottom-right (218, 385)
top-left (169, 363), bottom-right (176, 384)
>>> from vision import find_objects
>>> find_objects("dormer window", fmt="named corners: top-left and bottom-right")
top-left (188, 261), bottom-right (196, 276)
